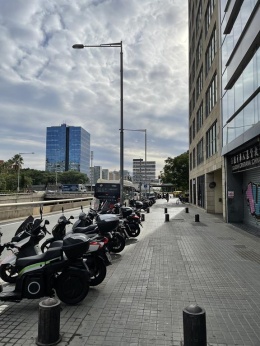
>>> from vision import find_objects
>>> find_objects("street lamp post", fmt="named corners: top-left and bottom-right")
top-left (90, 151), bottom-right (93, 193)
top-left (124, 129), bottom-right (147, 195)
top-left (72, 42), bottom-right (124, 204)
top-left (17, 152), bottom-right (34, 192)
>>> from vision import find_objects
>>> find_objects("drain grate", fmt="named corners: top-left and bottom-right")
top-left (236, 250), bottom-right (260, 264)
top-left (234, 244), bottom-right (246, 249)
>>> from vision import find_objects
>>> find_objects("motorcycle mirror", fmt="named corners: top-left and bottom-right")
top-left (45, 220), bottom-right (50, 225)
top-left (70, 216), bottom-right (74, 219)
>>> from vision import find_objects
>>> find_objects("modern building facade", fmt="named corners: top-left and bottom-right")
top-left (132, 159), bottom-right (156, 187)
top-left (188, 0), bottom-right (259, 230)
top-left (221, 0), bottom-right (260, 228)
top-left (188, 0), bottom-right (223, 214)
top-left (46, 123), bottom-right (90, 177)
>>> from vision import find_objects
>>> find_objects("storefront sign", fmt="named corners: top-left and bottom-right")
top-left (231, 142), bottom-right (260, 172)
top-left (228, 191), bottom-right (234, 198)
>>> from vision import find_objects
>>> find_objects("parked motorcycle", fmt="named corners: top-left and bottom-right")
top-left (40, 211), bottom-right (74, 253)
top-left (0, 233), bottom-right (91, 305)
top-left (41, 210), bottom-right (111, 286)
top-left (72, 211), bottom-right (126, 254)
top-left (0, 216), bottom-right (50, 283)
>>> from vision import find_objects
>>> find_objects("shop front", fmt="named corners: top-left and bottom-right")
top-left (225, 138), bottom-right (260, 228)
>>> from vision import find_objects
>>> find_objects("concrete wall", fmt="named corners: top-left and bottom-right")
top-left (0, 193), bottom-right (92, 221)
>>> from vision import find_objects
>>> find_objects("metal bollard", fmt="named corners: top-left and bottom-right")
top-left (146, 207), bottom-right (150, 213)
top-left (141, 213), bottom-right (145, 221)
top-left (164, 207), bottom-right (168, 213)
top-left (195, 214), bottom-right (200, 222)
top-left (37, 298), bottom-right (61, 346)
top-left (165, 213), bottom-right (169, 222)
top-left (185, 207), bottom-right (189, 213)
top-left (183, 304), bottom-right (206, 346)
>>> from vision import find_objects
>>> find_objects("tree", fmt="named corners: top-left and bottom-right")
top-left (162, 151), bottom-right (189, 191)
top-left (59, 171), bottom-right (88, 184)
top-left (11, 154), bottom-right (24, 172)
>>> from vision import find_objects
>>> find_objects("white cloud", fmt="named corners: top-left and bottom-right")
top-left (0, 0), bottom-right (189, 175)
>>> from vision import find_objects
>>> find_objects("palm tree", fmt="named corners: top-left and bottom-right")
top-left (11, 154), bottom-right (24, 171)
top-left (11, 154), bottom-right (24, 192)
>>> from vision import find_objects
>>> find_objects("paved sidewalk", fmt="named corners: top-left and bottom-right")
top-left (0, 198), bottom-right (260, 346)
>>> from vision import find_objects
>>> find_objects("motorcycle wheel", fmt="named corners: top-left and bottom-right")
top-left (0, 263), bottom-right (17, 283)
top-left (41, 238), bottom-right (54, 253)
top-left (110, 233), bottom-right (125, 253)
top-left (55, 270), bottom-right (89, 305)
top-left (88, 257), bottom-right (107, 286)
top-left (128, 224), bottom-right (141, 237)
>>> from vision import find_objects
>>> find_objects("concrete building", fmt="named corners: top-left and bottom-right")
top-left (132, 159), bottom-right (156, 187)
top-left (102, 169), bottom-right (109, 180)
top-left (188, 0), bottom-right (223, 214)
top-left (188, 0), bottom-right (259, 231)
top-left (221, 0), bottom-right (260, 227)
top-left (93, 166), bottom-right (102, 184)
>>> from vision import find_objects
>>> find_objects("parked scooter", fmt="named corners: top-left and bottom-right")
top-left (0, 215), bottom-right (50, 283)
top-left (41, 209), bottom-right (111, 286)
top-left (40, 208), bottom-right (74, 252)
top-left (72, 209), bottom-right (126, 254)
top-left (0, 233), bottom-right (92, 305)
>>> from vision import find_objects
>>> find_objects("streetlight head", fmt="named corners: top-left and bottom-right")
top-left (72, 44), bottom-right (84, 49)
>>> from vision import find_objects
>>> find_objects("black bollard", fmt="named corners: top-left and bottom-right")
top-left (165, 213), bottom-right (169, 222)
top-left (195, 214), bottom-right (200, 222)
top-left (185, 207), bottom-right (189, 213)
top-left (37, 298), bottom-right (61, 346)
top-left (164, 207), bottom-right (168, 213)
top-left (183, 304), bottom-right (206, 346)
top-left (141, 213), bottom-right (145, 222)
top-left (146, 207), bottom-right (150, 213)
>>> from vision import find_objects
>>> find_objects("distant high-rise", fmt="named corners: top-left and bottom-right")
top-left (132, 159), bottom-right (156, 185)
top-left (46, 123), bottom-right (90, 176)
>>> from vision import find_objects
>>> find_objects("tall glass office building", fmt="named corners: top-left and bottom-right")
top-left (221, 0), bottom-right (259, 227)
top-left (46, 123), bottom-right (90, 177)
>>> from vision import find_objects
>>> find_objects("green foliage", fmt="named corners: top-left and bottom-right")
top-left (0, 154), bottom-right (89, 192)
top-left (162, 151), bottom-right (189, 191)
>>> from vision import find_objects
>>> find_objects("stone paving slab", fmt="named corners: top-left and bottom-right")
top-left (0, 198), bottom-right (259, 345)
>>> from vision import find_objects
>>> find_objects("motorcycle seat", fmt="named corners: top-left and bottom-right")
top-left (16, 247), bottom-right (63, 269)
top-left (73, 224), bottom-right (97, 233)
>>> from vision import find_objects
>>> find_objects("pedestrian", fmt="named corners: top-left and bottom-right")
top-left (166, 192), bottom-right (169, 202)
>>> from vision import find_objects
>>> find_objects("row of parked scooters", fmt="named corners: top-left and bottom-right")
top-left (0, 199), bottom-right (148, 305)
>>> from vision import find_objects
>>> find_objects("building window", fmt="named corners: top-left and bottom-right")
top-left (196, 0), bottom-right (202, 35)
top-left (190, 152), bottom-right (192, 170)
top-left (196, 33), bottom-right (202, 67)
top-left (206, 121), bottom-right (217, 158)
top-left (205, 26), bottom-right (216, 75)
top-left (205, 0), bottom-right (216, 35)
top-left (196, 102), bottom-right (203, 131)
top-left (189, 125), bottom-right (192, 144)
top-left (193, 118), bottom-right (196, 139)
top-left (196, 67), bottom-right (203, 99)
top-left (205, 73), bottom-right (217, 117)
top-left (197, 138), bottom-right (204, 165)
top-left (193, 148), bottom-right (196, 168)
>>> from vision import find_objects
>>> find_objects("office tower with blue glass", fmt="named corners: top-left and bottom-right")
top-left (46, 123), bottom-right (90, 177)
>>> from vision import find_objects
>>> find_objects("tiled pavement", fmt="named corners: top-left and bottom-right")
top-left (0, 198), bottom-right (260, 346)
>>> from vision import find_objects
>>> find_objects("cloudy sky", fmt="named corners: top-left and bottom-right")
top-left (0, 0), bottom-right (188, 176)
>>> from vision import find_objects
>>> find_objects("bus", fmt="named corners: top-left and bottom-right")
top-left (94, 179), bottom-right (135, 204)
top-left (61, 184), bottom-right (87, 192)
